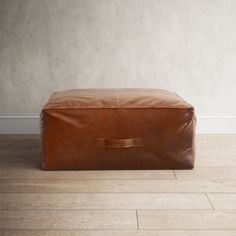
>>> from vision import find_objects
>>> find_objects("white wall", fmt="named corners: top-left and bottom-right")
top-left (0, 0), bottom-right (236, 117)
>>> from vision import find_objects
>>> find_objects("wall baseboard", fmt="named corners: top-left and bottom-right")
top-left (196, 116), bottom-right (236, 134)
top-left (0, 113), bottom-right (236, 134)
top-left (0, 113), bottom-right (40, 134)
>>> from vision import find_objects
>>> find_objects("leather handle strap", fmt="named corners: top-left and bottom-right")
top-left (97, 137), bottom-right (142, 148)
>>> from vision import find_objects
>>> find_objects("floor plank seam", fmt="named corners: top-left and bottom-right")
top-left (172, 170), bottom-right (177, 179)
top-left (205, 193), bottom-right (215, 210)
top-left (136, 210), bottom-right (139, 230)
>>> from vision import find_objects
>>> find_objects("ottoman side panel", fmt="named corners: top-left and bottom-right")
top-left (142, 107), bottom-right (196, 169)
top-left (41, 108), bottom-right (105, 170)
top-left (41, 107), bottom-right (196, 170)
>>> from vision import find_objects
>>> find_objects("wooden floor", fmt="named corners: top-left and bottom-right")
top-left (0, 135), bottom-right (236, 236)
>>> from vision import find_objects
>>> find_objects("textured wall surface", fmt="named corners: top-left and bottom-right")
top-left (0, 0), bottom-right (235, 114)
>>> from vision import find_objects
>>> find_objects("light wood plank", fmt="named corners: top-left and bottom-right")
top-left (196, 135), bottom-right (236, 144)
top-left (1, 153), bottom-right (235, 167)
top-left (1, 230), bottom-right (236, 236)
top-left (196, 135), bottom-right (236, 167)
top-left (0, 210), bottom-right (137, 230)
top-left (0, 154), bottom-right (39, 163)
top-left (197, 151), bottom-right (236, 158)
top-left (0, 179), bottom-right (235, 193)
top-left (207, 194), bottom-right (236, 209)
top-left (0, 140), bottom-right (39, 149)
top-left (138, 210), bottom-right (236, 229)
top-left (0, 193), bottom-right (212, 210)
top-left (0, 161), bottom-right (40, 169)
top-left (174, 167), bottom-right (236, 179)
top-left (0, 134), bottom-right (39, 141)
top-left (1, 152), bottom-right (236, 168)
top-left (196, 156), bottom-right (236, 167)
top-left (2, 155), bottom-right (236, 168)
top-left (0, 166), bottom-right (175, 180)
top-left (0, 148), bottom-right (39, 156)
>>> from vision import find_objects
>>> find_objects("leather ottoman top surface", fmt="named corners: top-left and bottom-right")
top-left (41, 88), bottom-right (196, 170)
top-left (43, 88), bottom-right (193, 110)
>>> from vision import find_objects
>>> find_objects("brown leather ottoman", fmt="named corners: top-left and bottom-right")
top-left (41, 89), bottom-right (196, 170)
